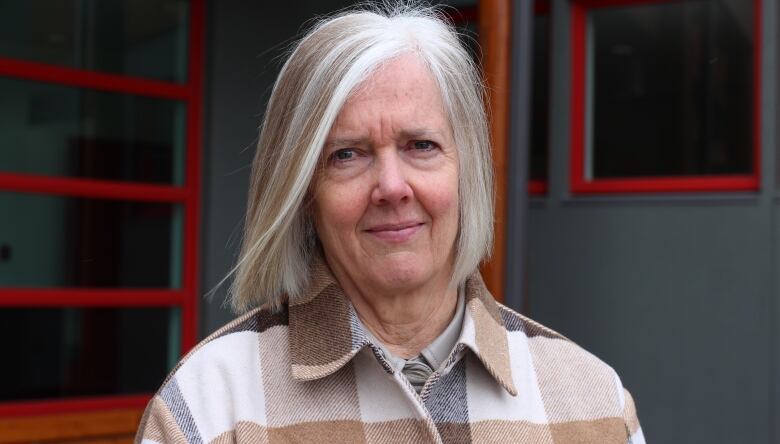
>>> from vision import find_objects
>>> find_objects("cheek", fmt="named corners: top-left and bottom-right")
top-left (424, 176), bottom-right (460, 229)
top-left (313, 183), bottom-right (368, 237)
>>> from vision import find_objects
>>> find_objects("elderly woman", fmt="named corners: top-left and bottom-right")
top-left (137, 5), bottom-right (643, 444)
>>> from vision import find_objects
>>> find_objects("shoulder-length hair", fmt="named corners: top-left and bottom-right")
top-left (229, 4), bottom-right (493, 312)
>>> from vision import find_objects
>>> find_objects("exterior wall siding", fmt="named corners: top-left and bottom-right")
top-left (526, 0), bottom-right (777, 441)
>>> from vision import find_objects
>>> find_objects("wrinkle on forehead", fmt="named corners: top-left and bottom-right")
top-left (330, 53), bottom-right (454, 145)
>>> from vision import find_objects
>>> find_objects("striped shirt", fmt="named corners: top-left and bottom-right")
top-left (136, 260), bottom-right (645, 443)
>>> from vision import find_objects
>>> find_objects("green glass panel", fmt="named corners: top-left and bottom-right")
top-left (0, 193), bottom-right (180, 288)
top-left (0, 77), bottom-right (186, 185)
top-left (0, 0), bottom-right (190, 82)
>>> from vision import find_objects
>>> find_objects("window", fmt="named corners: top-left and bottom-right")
top-left (530, 0), bottom-right (551, 195)
top-left (0, 0), bottom-right (203, 423)
top-left (570, 0), bottom-right (760, 193)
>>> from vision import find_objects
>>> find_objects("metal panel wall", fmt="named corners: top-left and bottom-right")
top-left (526, 0), bottom-right (776, 441)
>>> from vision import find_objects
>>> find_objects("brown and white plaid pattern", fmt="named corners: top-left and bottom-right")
top-left (136, 259), bottom-right (644, 443)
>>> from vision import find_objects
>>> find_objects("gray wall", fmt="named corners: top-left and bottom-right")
top-left (526, 0), bottom-right (777, 442)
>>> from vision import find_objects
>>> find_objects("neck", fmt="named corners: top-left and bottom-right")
top-left (325, 256), bottom-right (458, 359)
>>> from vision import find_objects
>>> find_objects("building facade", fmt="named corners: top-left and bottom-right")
top-left (0, 0), bottom-right (776, 442)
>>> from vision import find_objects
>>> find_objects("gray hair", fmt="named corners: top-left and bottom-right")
top-left (229, 4), bottom-right (493, 312)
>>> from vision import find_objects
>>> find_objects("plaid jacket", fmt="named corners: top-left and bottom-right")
top-left (136, 261), bottom-right (645, 443)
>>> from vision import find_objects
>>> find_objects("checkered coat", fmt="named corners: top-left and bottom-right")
top-left (136, 260), bottom-right (645, 443)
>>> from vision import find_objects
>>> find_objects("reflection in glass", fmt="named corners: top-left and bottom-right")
top-left (0, 78), bottom-right (186, 184)
top-left (589, 0), bottom-right (753, 178)
top-left (0, 0), bottom-right (190, 82)
top-left (0, 193), bottom-right (180, 288)
top-left (0, 308), bottom-right (177, 401)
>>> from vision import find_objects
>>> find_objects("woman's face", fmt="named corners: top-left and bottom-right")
top-left (312, 54), bottom-right (459, 294)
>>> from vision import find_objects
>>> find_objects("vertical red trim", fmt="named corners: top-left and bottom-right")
top-left (182, 0), bottom-right (205, 353)
top-left (753, 0), bottom-right (762, 189)
top-left (570, 2), bottom-right (587, 192)
top-left (478, 0), bottom-right (511, 301)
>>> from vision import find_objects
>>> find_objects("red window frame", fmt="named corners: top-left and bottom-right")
top-left (569, 0), bottom-right (762, 193)
top-left (0, 0), bottom-right (204, 416)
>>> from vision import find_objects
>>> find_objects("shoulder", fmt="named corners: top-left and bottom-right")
top-left (136, 305), bottom-right (289, 444)
top-left (496, 302), bottom-right (587, 360)
top-left (496, 301), bottom-right (567, 341)
top-left (496, 303), bottom-right (641, 433)
top-left (497, 301), bottom-right (619, 386)
top-left (161, 304), bottom-right (289, 388)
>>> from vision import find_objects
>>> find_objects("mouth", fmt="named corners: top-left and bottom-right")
top-left (364, 222), bottom-right (424, 243)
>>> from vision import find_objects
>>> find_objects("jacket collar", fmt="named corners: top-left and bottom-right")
top-left (288, 257), bottom-right (517, 396)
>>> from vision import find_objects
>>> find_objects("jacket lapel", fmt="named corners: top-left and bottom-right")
top-left (458, 272), bottom-right (518, 396)
top-left (288, 257), bottom-right (368, 381)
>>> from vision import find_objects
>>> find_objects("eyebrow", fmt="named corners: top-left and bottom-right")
top-left (399, 129), bottom-right (447, 141)
top-left (323, 138), bottom-right (367, 149)
top-left (324, 129), bottom-right (448, 148)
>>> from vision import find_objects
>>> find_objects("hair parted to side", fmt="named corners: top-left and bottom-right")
top-left (229, 2), bottom-right (494, 313)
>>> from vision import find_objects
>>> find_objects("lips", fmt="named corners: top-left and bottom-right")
top-left (365, 222), bottom-right (424, 243)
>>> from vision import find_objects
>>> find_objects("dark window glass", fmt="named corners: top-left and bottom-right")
top-left (589, 0), bottom-right (753, 178)
top-left (530, 12), bottom-right (550, 181)
top-left (0, 0), bottom-right (189, 83)
top-left (0, 308), bottom-right (178, 401)
top-left (450, 2), bottom-right (550, 183)
top-left (0, 193), bottom-right (180, 288)
top-left (451, 7), bottom-right (480, 63)
top-left (0, 78), bottom-right (185, 184)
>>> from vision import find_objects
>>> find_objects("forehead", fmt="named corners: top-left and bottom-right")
top-left (351, 55), bottom-right (439, 101)
top-left (331, 54), bottom-right (451, 135)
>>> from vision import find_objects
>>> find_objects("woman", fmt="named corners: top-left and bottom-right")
top-left (137, 5), bottom-right (644, 444)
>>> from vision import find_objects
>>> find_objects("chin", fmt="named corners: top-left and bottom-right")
top-left (371, 258), bottom-right (431, 290)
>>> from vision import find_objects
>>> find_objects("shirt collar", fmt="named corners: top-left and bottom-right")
top-left (419, 286), bottom-right (464, 371)
top-left (288, 257), bottom-right (517, 396)
top-left (357, 287), bottom-right (465, 373)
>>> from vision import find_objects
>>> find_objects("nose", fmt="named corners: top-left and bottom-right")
top-left (370, 152), bottom-right (413, 206)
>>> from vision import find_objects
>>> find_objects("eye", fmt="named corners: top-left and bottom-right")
top-left (330, 148), bottom-right (356, 162)
top-left (413, 140), bottom-right (436, 151)
top-left (408, 140), bottom-right (440, 159)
